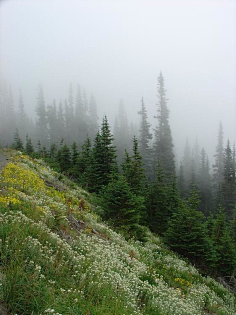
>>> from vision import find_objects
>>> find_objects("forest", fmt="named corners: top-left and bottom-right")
top-left (0, 72), bottom-right (236, 288)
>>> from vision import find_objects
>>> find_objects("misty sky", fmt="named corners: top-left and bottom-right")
top-left (0, 0), bottom-right (235, 163)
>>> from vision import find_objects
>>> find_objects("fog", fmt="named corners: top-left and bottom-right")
top-left (0, 0), bottom-right (235, 163)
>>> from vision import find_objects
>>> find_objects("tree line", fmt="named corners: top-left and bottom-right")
top-left (2, 73), bottom-right (236, 281)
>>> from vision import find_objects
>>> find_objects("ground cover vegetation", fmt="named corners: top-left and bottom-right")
top-left (0, 150), bottom-right (236, 315)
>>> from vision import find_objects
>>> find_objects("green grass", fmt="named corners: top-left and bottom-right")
top-left (0, 150), bottom-right (235, 315)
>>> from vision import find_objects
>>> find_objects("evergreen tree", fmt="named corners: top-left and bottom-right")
top-left (177, 161), bottom-right (185, 197)
top-left (147, 162), bottom-right (178, 235)
top-left (122, 136), bottom-right (146, 197)
top-left (212, 207), bottom-right (236, 275)
top-left (47, 100), bottom-right (58, 145)
top-left (193, 139), bottom-right (200, 175)
top-left (114, 100), bottom-right (131, 165)
top-left (101, 174), bottom-right (145, 238)
top-left (153, 72), bottom-right (175, 180)
top-left (36, 85), bottom-right (48, 147)
top-left (88, 93), bottom-right (99, 141)
top-left (25, 134), bottom-right (34, 155)
top-left (57, 100), bottom-right (65, 144)
top-left (58, 144), bottom-right (71, 173)
top-left (137, 97), bottom-right (153, 178)
top-left (221, 140), bottom-right (236, 218)
top-left (79, 136), bottom-right (92, 187)
top-left (13, 128), bottom-right (24, 151)
top-left (75, 85), bottom-right (88, 148)
top-left (213, 122), bottom-right (224, 190)
top-left (182, 139), bottom-right (192, 194)
top-left (17, 89), bottom-right (29, 140)
top-left (165, 190), bottom-right (206, 263)
top-left (90, 116), bottom-right (117, 192)
top-left (198, 148), bottom-right (212, 215)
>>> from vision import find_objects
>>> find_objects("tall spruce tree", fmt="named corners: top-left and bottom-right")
top-left (137, 97), bottom-right (153, 178)
top-left (17, 89), bottom-right (29, 140)
top-left (122, 136), bottom-right (146, 197)
top-left (75, 85), bottom-right (88, 148)
top-left (36, 85), bottom-right (48, 147)
top-left (221, 140), bottom-right (236, 218)
top-left (147, 162), bottom-right (178, 235)
top-left (88, 93), bottom-right (99, 141)
top-left (153, 72), bottom-right (175, 180)
top-left (114, 100), bottom-right (131, 165)
top-left (213, 122), bottom-right (224, 194)
top-left (47, 100), bottom-right (58, 146)
top-left (198, 148), bottom-right (212, 215)
top-left (165, 189), bottom-right (206, 263)
top-left (89, 116), bottom-right (117, 192)
top-left (182, 139), bottom-right (192, 194)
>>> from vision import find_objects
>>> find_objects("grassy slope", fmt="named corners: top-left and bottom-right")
top-left (0, 149), bottom-right (235, 315)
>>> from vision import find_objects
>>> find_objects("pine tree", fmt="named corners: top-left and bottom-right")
top-left (88, 93), bottom-right (99, 141)
top-left (137, 97), bottom-right (153, 178)
top-left (165, 190), bottom-right (206, 263)
top-left (122, 136), bottom-right (146, 196)
top-left (75, 85), bottom-right (88, 148)
top-left (101, 174), bottom-right (145, 238)
top-left (198, 148), bottom-right (212, 215)
top-left (17, 89), bottom-right (29, 140)
top-left (147, 162), bottom-right (178, 235)
top-left (178, 161), bottom-right (185, 197)
top-left (57, 100), bottom-right (65, 144)
top-left (182, 139), bottom-right (192, 194)
top-left (114, 100), bottom-right (131, 165)
top-left (153, 72), bottom-right (175, 180)
top-left (25, 134), bottom-right (34, 155)
top-left (212, 207), bottom-right (236, 275)
top-left (47, 100), bottom-right (58, 145)
top-left (90, 116), bottom-right (117, 192)
top-left (79, 136), bottom-right (92, 187)
top-left (58, 144), bottom-right (71, 173)
top-left (213, 122), bottom-right (224, 190)
top-left (36, 85), bottom-right (48, 147)
top-left (221, 140), bottom-right (236, 218)
top-left (13, 129), bottom-right (24, 151)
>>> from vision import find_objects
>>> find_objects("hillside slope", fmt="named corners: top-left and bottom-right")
top-left (0, 149), bottom-right (235, 315)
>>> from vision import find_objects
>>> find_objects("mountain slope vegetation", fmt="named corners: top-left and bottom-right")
top-left (0, 149), bottom-right (235, 315)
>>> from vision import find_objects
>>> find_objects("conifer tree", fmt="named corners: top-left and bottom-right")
top-left (47, 100), bottom-right (58, 145)
top-left (13, 128), bottom-right (24, 151)
top-left (88, 93), bottom-right (99, 141)
top-left (182, 139), bottom-right (192, 193)
top-left (57, 100), bottom-right (65, 144)
top-left (221, 140), bottom-right (236, 218)
top-left (165, 189), bottom-right (206, 262)
top-left (17, 89), bottom-right (29, 140)
top-left (75, 85), bottom-right (88, 148)
top-left (147, 162), bottom-right (178, 234)
top-left (79, 136), bottom-right (92, 187)
top-left (178, 161), bottom-right (185, 197)
top-left (101, 174), bottom-right (145, 238)
top-left (90, 116), bottom-right (117, 192)
top-left (70, 142), bottom-right (80, 179)
top-left (114, 100), bottom-right (131, 165)
top-left (58, 144), bottom-right (71, 173)
top-left (137, 97), bottom-right (153, 178)
top-left (153, 72), bottom-right (175, 180)
top-left (36, 85), bottom-right (48, 147)
top-left (212, 207), bottom-right (236, 275)
top-left (25, 134), bottom-right (34, 155)
top-left (213, 122), bottom-right (224, 188)
top-left (122, 136), bottom-right (146, 197)
top-left (198, 148), bottom-right (212, 215)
